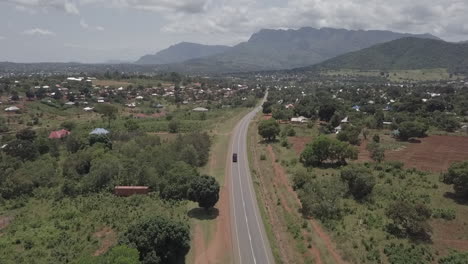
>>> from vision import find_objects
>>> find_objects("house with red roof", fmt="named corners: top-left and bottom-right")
top-left (48, 129), bottom-right (71, 139)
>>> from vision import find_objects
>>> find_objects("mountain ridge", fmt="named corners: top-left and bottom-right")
top-left (136, 42), bottom-right (231, 65)
top-left (298, 37), bottom-right (468, 72)
top-left (158, 27), bottom-right (441, 73)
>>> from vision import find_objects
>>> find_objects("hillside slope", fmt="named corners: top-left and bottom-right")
top-left (136, 42), bottom-right (231, 65)
top-left (305, 37), bottom-right (468, 72)
top-left (175, 27), bottom-right (439, 73)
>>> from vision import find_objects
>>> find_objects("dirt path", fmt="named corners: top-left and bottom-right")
top-left (92, 227), bottom-right (117, 256)
top-left (266, 145), bottom-right (347, 264)
top-left (193, 183), bottom-right (233, 264)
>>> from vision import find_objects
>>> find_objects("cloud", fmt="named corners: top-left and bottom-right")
top-left (4, 0), bottom-right (79, 14)
top-left (22, 28), bottom-right (56, 36)
top-left (80, 0), bottom-right (210, 14)
top-left (159, 0), bottom-right (468, 41)
top-left (80, 19), bottom-right (89, 29)
top-left (0, 36), bottom-right (5, 40)
top-left (80, 18), bottom-right (104, 31)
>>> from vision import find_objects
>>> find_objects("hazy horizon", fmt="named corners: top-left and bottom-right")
top-left (0, 0), bottom-right (467, 63)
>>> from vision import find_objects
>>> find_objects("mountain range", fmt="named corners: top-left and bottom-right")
top-left (136, 42), bottom-right (231, 64)
top-left (303, 37), bottom-right (468, 72)
top-left (136, 27), bottom-right (440, 73)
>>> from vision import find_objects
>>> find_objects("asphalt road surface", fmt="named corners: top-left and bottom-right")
top-left (230, 96), bottom-right (275, 264)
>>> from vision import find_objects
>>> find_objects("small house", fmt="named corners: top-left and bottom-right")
top-left (192, 107), bottom-right (208, 112)
top-left (291, 116), bottom-right (308, 123)
top-left (4, 106), bottom-right (20, 112)
top-left (90, 128), bottom-right (109, 135)
top-left (48, 129), bottom-right (71, 139)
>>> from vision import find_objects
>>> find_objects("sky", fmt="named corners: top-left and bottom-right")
top-left (0, 0), bottom-right (467, 63)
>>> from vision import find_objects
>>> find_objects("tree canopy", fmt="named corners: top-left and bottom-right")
top-left (300, 136), bottom-right (357, 166)
top-left (258, 119), bottom-right (280, 141)
top-left (120, 215), bottom-right (190, 264)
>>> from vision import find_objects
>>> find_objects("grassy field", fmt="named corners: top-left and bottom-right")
top-left (0, 193), bottom-right (188, 264)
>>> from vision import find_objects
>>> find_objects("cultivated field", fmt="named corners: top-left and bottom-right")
top-left (376, 135), bottom-right (468, 172)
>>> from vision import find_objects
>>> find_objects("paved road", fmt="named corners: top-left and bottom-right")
top-left (230, 96), bottom-right (274, 264)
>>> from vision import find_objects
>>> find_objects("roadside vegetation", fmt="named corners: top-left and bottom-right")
top-left (249, 73), bottom-right (468, 263)
top-left (0, 73), bottom-right (265, 263)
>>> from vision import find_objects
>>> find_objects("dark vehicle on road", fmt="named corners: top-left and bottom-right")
top-left (232, 153), bottom-right (238, 162)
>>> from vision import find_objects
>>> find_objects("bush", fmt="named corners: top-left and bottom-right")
top-left (299, 176), bottom-right (346, 221)
top-left (432, 208), bottom-right (456, 220)
top-left (438, 251), bottom-right (468, 264)
top-left (341, 165), bottom-right (376, 200)
top-left (386, 200), bottom-right (432, 241)
top-left (442, 161), bottom-right (468, 199)
top-left (120, 215), bottom-right (190, 264)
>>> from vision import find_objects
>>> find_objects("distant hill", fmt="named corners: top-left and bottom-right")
top-left (136, 42), bottom-right (231, 64)
top-left (301, 37), bottom-right (468, 72)
top-left (170, 27), bottom-right (440, 73)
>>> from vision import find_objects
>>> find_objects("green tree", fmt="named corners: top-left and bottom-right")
top-left (318, 104), bottom-right (336, 122)
top-left (66, 134), bottom-right (86, 153)
top-left (367, 142), bottom-right (385, 163)
top-left (168, 119), bottom-right (180, 133)
top-left (340, 165), bottom-right (376, 200)
top-left (300, 136), bottom-right (357, 166)
top-left (160, 161), bottom-right (198, 200)
top-left (89, 134), bottom-right (112, 149)
top-left (120, 215), bottom-right (190, 264)
top-left (374, 110), bottom-right (385, 129)
top-left (443, 161), bottom-right (468, 198)
top-left (258, 119), bottom-right (280, 141)
top-left (124, 119), bottom-right (140, 132)
top-left (16, 128), bottom-right (37, 141)
top-left (187, 175), bottom-right (220, 209)
top-left (96, 104), bottom-right (118, 128)
top-left (336, 124), bottom-right (361, 145)
top-left (179, 144), bottom-right (199, 167)
top-left (3, 139), bottom-right (38, 161)
top-left (398, 121), bottom-right (428, 140)
top-left (386, 200), bottom-right (432, 241)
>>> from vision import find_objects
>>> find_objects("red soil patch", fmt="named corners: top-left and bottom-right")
top-left (0, 216), bottom-right (13, 231)
top-left (431, 218), bottom-right (468, 256)
top-left (289, 136), bottom-right (313, 155)
top-left (385, 135), bottom-right (468, 172)
top-left (357, 140), bottom-right (372, 162)
top-left (93, 227), bottom-right (117, 256)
